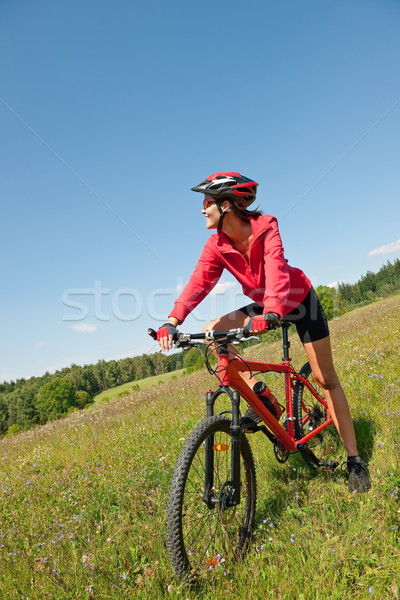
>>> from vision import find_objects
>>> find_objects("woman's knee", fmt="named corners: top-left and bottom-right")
top-left (202, 310), bottom-right (248, 334)
top-left (304, 337), bottom-right (341, 392)
top-left (312, 369), bottom-right (340, 391)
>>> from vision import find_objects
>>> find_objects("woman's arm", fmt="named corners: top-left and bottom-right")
top-left (168, 238), bottom-right (224, 323)
top-left (157, 238), bottom-right (224, 351)
top-left (261, 217), bottom-right (291, 318)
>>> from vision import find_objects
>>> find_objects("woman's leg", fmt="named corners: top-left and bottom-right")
top-left (203, 310), bottom-right (249, 334)
top-left (303, 335), bottom-right (359, 457)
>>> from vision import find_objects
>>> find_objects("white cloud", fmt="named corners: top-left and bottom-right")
top-left (174, 282), bottom-right (184, 294)
top-left (70, 323), bottom-right (98, 333)
top-left (327, 280), bottom-right (345, 289)
top-left (33, 340), bottom-right (52, 350)
top-left (209, 281), bottom-right (237, 295)
top-left (171, 280), bottom-right (237, 296)
top-left (368, 238), bottom-right (400, 257)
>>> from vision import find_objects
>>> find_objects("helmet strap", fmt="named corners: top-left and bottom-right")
top-left (216, 201), bottom-right (233, 233)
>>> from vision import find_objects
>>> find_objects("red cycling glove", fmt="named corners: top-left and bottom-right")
top-left (157, 322), bottom-right (177, 341)
top-left (247, 313), bottom-right (280, 332)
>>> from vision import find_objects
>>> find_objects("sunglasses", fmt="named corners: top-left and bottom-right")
top-left (203, 199), bottom-right (217, 210)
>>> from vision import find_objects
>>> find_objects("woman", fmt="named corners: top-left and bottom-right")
top-left (156, 172), bottom-right (370, 494)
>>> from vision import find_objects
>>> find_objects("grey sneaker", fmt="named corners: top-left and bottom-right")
top-left (345, 456), bottom-right (371, 494)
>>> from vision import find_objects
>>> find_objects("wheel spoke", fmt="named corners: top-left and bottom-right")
top-left (292, 363), bottom-right (333, 465)
top-left (167, 416), bottom-right (256, 580)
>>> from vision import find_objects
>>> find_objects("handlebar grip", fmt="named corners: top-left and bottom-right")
top-left (148, 328), bottom-right (158, 340)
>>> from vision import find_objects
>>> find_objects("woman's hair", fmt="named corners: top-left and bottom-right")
top-left (232, 204), bottom-right (263, 220)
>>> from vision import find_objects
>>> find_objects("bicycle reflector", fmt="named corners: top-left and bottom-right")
top-left (212, 443), bottom-right (230, 452)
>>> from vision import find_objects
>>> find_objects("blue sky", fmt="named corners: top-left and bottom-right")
top-left (1, 0), bottom-right (399, 382)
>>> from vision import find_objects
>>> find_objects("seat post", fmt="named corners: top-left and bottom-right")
top-left (282, 324), bottom-right (291, 361)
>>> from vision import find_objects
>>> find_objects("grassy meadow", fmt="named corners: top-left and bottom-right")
top-left (1, 294), bottom-right (400, 599)
top-left (92, 369), bottom-right (187, 405)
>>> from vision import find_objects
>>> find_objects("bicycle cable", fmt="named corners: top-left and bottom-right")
top-left (201, 338), bottom-right (256, 386)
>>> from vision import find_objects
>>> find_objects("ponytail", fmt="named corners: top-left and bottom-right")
top-left (232, 204), bottom-right (263, 221)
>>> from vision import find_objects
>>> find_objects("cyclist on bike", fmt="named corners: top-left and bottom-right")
top-left (156, 171), bottom-right (370, 494)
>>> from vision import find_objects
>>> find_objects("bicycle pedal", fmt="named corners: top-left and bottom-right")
top-left (321, 460), bottom-right (339, 472)
top-left (241, 425), bottom-right (262, 434)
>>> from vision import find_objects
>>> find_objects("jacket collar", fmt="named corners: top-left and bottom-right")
top-left (215, 215), bottom-right (270, 253)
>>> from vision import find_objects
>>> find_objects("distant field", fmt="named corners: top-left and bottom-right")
top-left (93, 368), bottom-right (187, 404)
top-left (1, 294), bottom-right (399, 599)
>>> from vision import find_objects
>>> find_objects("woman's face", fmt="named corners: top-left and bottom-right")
top-left (201, 196), bottom-right (220, 230)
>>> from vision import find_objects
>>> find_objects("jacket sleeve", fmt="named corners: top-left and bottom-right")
top-left (168, 238), bottom-right (224, 323)
top-left (261, 217), bottom-right (291, 319)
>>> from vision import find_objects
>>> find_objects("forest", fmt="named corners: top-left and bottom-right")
top-left (0, 258), bottom-right (399, 436)
top-left (0, 350), bottom-right (184, 436)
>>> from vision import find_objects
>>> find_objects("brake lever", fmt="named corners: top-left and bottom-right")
top-left (148, 327), bottom-right (184, 346)
top-left (147, 328), bottom-right (157, 340)
top-left (174, 332), bottom-right (192, 348)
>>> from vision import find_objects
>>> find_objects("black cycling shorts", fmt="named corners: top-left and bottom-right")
top-left (238, 286), bottom-right (329, 344)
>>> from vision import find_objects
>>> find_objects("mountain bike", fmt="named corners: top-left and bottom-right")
top-left (148, 322), bottom-right (339, 582)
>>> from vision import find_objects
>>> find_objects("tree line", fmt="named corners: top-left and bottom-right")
top-left (314, 258), bottom-right (400, 320)
top-left (0, 350), bottom-right (184, 436)
top-left (339, 258), bottom-right (400, 306)
top-left (1, 258), bottom-right (399, 437)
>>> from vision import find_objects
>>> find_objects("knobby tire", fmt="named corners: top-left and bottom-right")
top-left (166, 415), bottom-right (256, 582)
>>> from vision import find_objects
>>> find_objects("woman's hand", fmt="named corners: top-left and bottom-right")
top-left (157, 320), bottom-right (178, 351)
top-left (247, 313), bottom-right (280, 333)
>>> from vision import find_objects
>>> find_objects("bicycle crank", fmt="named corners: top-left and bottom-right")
top-left (273, 439), bottom-right (290, 463)
top-left (297, 443), bottom-right (339, 471)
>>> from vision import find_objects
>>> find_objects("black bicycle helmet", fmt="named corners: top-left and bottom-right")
top-left (191, 171), bottom-right (258, 209)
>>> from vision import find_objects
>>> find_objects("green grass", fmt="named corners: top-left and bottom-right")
top-left (93, 368), bottom-right (187, 405)
top-left (1, 295), bottom-right (400, 599)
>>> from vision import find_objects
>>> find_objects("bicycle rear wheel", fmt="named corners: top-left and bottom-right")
top-left (292, 362), bottom-right (328, 441)
top-left (166, 415), bottom-right (257, 582)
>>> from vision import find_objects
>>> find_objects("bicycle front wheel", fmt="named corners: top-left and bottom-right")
top-left (166, 415), bottom-right (257, 582)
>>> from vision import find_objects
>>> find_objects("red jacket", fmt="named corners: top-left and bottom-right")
top-left (169, 215), bottom-right (311, 323)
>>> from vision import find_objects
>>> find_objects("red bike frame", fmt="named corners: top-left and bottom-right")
top-left (217, 350), bottom-right (333, 452)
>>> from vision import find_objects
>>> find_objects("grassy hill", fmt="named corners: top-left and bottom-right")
top-left (92, 368), bottom-right (187, 405)
top-left (1, 295), bottom-right (399, 599)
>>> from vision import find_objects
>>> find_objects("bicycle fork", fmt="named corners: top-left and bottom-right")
top-left (203, 352), bottom-right (242, 509)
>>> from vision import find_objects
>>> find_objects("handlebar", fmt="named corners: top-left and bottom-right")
top-left (147, 326), bottom-right (253, 348)
top-left (148, 318), bottom-right (289, 349)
